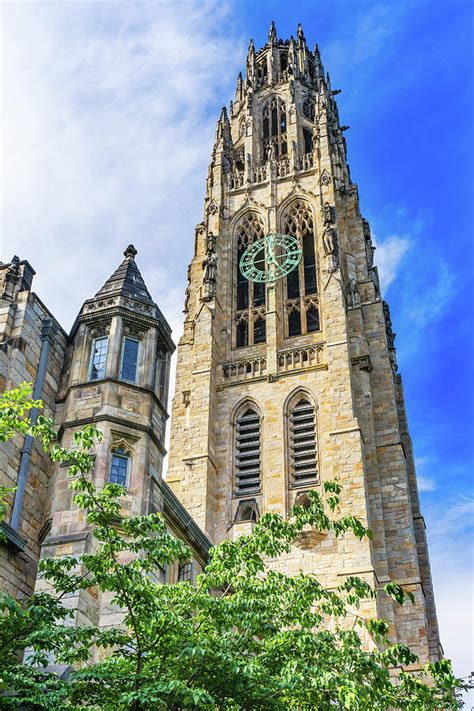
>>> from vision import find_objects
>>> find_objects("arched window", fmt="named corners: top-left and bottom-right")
top-left (234, 498), bottom-right (259, 523)
top-left (282, 201), bottom-right (320, 337)
top-left (235, 213), bottom-right (266, 348)
top-left (262, 96), bottom-right (287, 161)
top-left (235, 407), bottom-right (261, 494)
top-left (288, 397), bottom-right (318, 487)
top-left (302, 97), bottom-right (315, 122)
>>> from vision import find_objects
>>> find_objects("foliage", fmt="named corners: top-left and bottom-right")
top-left (0, 384), bottom-right (471, 709)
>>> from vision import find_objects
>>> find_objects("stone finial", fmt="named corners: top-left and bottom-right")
top-left (268, 20), bottom-right (277, 43)
top-left (124, 245), bottom-right (137, 259)
top-left (297, 23), bottom-right (305, 41)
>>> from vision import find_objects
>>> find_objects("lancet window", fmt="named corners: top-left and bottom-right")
top-left (235, 213), bottom-right (266, 348)
top-left (282, 201), bottom-right (320, 337)
top-left (235, 407), bottom-right (261, 495)
top-left (288, 397), bottom-right (318, 487)
top-left (262, 96), bottom-right (287, 161)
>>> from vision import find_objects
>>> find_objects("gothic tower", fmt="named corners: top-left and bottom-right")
top-left (167, 23), bottom-right (441, 662)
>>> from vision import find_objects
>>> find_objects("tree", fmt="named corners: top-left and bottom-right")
top-left (0, 384), bottom-right (471, 709)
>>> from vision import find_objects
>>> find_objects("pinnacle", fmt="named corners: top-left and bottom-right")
top-left (124, 244), bottom-right (137, 259)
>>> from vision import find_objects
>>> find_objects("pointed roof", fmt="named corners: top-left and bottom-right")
top-left (95, 245), bottom-right (153, 303)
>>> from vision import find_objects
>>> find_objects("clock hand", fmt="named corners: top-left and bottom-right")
top-left (266, 235), bottom-right (279, 266)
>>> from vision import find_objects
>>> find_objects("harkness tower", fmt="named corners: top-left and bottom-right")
top-left (166, 22), bottom-right (442, 662)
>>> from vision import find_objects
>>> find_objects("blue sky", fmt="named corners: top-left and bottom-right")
top-left (2, 0), bottom-right (473, 692)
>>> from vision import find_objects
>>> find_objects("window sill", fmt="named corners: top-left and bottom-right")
top-left (0, 521), bottom-right (27, 553)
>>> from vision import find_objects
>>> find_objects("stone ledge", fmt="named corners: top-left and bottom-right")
top-left (41, 531), bottom-right (90, 548)
top-left (0, 521), bottom-right (27, 553)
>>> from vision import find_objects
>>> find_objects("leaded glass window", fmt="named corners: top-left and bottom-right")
top-left (234, 213), bottom-right (266, 348)
top-left (282, 201), bottom-right (320, 337)
top-left (109, 448), bottom-right (129, 487)
top-left (89, 336), bottom-right (108, 381)
top-left (120, 337), bottom-right (139, 383)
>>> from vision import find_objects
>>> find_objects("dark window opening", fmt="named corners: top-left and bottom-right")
top-left (237, 245), bottom-right (249, 310)
top-left (178, 562), bottom-right (193, 583)
top-left (289, 310), bottom-right (302, 337)
top-left (253, 281), bottom-right (265, 307)
top-left (236, 320), bottom-right (248, 348)
top-left (263, 116), bottom-right (269, 139)
top-left (253, 318), bottom-right (266, 344)
top-left (280, 52), bottom-right (288, 72)
top-left (306, 306), bottom-right (320, 333)
top-left (287, 268), bottom-right (300, 300)
top-left (303, 128), bottom-right (313, 154)
top-left (303, 233), bottom-right (317, 295)
top-left (271, 107), bottom-right (278, 136)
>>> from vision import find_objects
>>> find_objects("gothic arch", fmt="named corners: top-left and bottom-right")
top-left (233, 212), bottom-right (267, 348)
top-left (232, 399), bottom-right (263, 496)
top-left (278, 199), bottom-right (321, 338)
top-left (284, 388), bottom-right (319, 489)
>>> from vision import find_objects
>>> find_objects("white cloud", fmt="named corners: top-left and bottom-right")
top-left (372, 233), bottom-right (410, 292)
top-left (1, 1), bottom-right (243, 334)
top-left (407, 262), bottom-right (455, 326)
top-left (417, 475), bottom-right (437, 493)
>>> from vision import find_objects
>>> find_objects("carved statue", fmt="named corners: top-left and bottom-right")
top-left (183, 265), bottom-right (191, 314)
top-left (383, 300), bottom-right (396, 349)
top-left (348, 277), bottom-right (360, 307)
top-left (202, 246), bottom-right (217, 301)
top-left (266, 143), bottom-right (275, 161)
top-left (323, 202), bottom-right (333, 225)
top-left (322, 226), bottom-right (338, 256)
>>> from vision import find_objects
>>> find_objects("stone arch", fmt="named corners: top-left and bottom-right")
top-left (232, 399), bottom-right (263, 496)
top-left (278, 199), bottom-right (320, 338)
top-left (284, 388), bottom-right (319, 489)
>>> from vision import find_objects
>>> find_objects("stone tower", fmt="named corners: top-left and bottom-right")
top-left (33, 245), bottom-right (176, 631)
top-left (166, 23), bottom-right (441, 662)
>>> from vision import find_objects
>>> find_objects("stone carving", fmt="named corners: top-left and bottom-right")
top-left (320, 168), bottom-right (331, 186)
top-left (266, 143), bottom-right (275, 161)
top-left (347, 277), bottom-right (361, 307)
top-left (207, 199), bottom-right (220, 216)
top-left (351, 355), bottom-right (372, 372)
top-left (183, 265), bottom-right (191, 314)
top-left (90, 323), bottom-right (111, 338)
top-left (322, 225), bottom-right (339, 257)
top-left (2, 256), bottom-right (21, 300)
top-left (322, 202), bottom-right (335, 225)
top-left (369, 266), bottom-right (381, 298)
top-left (383, 300), bottom-right (396, 349)
top-left (202, 233), bottom-right (218, 302)
top-left (123, 323), bottom-right (147, 340)
top-left (182, 390), bottom-right (191, 407)
top-left (362, 218), bottom-right (376, 268)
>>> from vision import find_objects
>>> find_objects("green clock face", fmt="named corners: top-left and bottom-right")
top-left (239, 234), bottom-right (302, 283)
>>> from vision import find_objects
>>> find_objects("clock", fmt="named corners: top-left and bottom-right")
top-left (239, 233), bottom-right (302, 283)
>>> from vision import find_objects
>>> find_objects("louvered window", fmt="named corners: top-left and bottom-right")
top-left (235, 408), bottom-right (261, 494)
top-left (289, 399), bottom-right (318, 486)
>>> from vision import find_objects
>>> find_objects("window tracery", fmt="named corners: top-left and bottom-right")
top-left (262, 96), bottom-right (287, 161)
top-left (282, 201), bottom-right (320, 337)
top-left (235, 213), bottom-right (266, 348)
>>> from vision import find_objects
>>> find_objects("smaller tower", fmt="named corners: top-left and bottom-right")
top-left (36, 246), bottom-right (175, 633)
